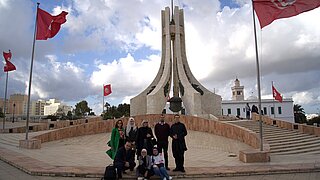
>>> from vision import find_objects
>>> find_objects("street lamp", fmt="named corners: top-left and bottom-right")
top-left (12, 103), bottom-right (16, 123)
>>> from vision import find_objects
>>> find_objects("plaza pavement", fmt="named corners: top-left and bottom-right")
top-left (0, 120), bottom-right (320, 179)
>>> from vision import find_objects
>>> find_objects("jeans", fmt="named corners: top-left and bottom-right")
top-left (153, 166), bottom-right (169, 179)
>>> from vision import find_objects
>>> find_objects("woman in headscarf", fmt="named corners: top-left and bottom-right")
top-left (137, 149), bottom-right (154, 179)
top-left (106, 119), bottom-right (125, 160)
top-left (137, 120), bottom-right (154, 157)
top-left (125, 117), bottom-right (138, 159)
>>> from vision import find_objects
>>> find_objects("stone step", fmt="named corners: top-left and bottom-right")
top-left (272, 146), bottom-right (320, 155)
top-left (230, 120), bottom-right (320, 156)
top-left (270, 143), bottom-right (320, 153)
top-left (250, 129), bottom-right (299, 136)
top-left (270, 137), bottom-right (320, 147)
top-left (264, 133), bottom-right (310, 142)
top-left (270, 139), bottom-right (320, 150)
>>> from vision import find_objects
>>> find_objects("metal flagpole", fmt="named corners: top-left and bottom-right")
top-left (272, 81), bottom-right (276, 118)
top-left (252, 1), bottom-right (263, 151)
top-left (2, 72), bottom-right (9, 130)
top-left (25, 2), bottom-right (40, 140)
top-left (102, 84), bottom-right (105, 114)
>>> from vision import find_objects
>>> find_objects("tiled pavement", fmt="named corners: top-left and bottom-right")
top-left (0, 120), bottom-right (320, 179)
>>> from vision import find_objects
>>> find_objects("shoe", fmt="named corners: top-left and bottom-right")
top-left (169, 176), bottom-right (173, 180)
top-left (163, 178), bottom-right (167, 180)
top-left (172, 168), bottom-right (179, 172)
top-left (166, 167), bottom-right (170, 171)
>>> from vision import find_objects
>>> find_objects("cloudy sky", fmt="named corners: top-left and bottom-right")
top-left (1, 0), bottom-right (320, 115)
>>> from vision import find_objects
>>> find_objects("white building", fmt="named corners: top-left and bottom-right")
top-left (222, 79), bottom-right (294, 123)
top-left (44, 99), bottom-right (72, 116)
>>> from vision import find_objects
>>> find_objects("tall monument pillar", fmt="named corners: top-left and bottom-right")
top-left (130, 5), bottom-right (221, 117)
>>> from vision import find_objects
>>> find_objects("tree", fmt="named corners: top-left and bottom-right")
top-left (294, 104), bottom-right (307, 124)
top-left (102, 103), bottom-right (130, 120)
top-left (67, 111), bottom-right (73, 120)
top-left (104, 102), bottom-right (110, 113)
top-left (307, 116), bottom-right (320, 126)
top-left (75, 100), bottom-right (92, 117)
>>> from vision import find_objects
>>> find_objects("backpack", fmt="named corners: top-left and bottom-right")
top-left (101, 164), bottom-right (117, 180)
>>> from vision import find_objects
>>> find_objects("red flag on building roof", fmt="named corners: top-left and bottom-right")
top-left (272, 85), bottom-right (283, 103)
top-left (3, 50), bottom-right (16, 72)
top-left (104, 84), bottom-right (112, 96)
top-left (36, 8), bottom-right (68, 40)
top-left (253, 0), bottom-right (320, 28)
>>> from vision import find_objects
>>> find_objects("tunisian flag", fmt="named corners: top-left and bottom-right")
top-left (272, 85), bottom-right (283, 103)
top-left (36, 8), bottom-right (68, 40)
top-left (253, 0), bottom-right (320, 28)
top-left (3, 50), bottom-right (16, 72)
top-left (104, 84), bottom-right (112, 96)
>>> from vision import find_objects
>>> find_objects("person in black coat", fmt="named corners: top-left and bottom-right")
top-left (113, 141), bottom-right (136, 178)
top-left (136, 120), bottom-right (155, 157)
top-left (170, 114), bottom-right (187, 172)
top-left (154, 114), bottom-right (171, 170)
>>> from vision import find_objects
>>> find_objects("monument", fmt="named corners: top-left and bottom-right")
top-left (130, 4), bottom-right (221, 117)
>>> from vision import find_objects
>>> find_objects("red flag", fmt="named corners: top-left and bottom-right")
top-left (36, 8), bottom-right (68, 40)
top-left (3, 50), bottom-right (16, 72)
top-left (272, 85), bottom-right (283, 103)
top-left (253, 0), bottom-right (320, 28)
top-left (104, 84), bottom-right (112, 96)
top-left (3, 51), bottom-right (12, 61)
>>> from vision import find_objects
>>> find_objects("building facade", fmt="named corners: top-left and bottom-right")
top-left (221, 79), bottom-right (294, 122)
top-left (0, 95), bottom-right (72, 117)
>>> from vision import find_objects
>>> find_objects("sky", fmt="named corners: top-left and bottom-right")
top-left (1, 0), bottom-right (320, 115)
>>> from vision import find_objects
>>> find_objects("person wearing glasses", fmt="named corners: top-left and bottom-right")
top-left (106, 119), bottom-right (126, 160)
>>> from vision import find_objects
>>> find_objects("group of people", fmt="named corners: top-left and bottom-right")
top-left (106, 114), bottom-right (188, 179)
top-left (245, 103), bottom-right (259, 119)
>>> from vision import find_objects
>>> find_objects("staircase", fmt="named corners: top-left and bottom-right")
top-left (230, 120), bottom-right (320, 155)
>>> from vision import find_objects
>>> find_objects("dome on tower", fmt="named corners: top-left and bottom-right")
top-left (247, 95), bottom-right (258, 100)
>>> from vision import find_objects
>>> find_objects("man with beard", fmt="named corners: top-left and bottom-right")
top-left (170, 114), bottom-right (187, 172)
top-left (155, 114), bottom-right (171, 170)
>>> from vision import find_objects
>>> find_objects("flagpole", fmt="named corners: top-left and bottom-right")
top-left (102, 84), bottom-right (105, 114)
top-left (272, 81), bottom-right (276, 118)
top-left (25, 2), bottom-right (39, 140)
top-left (2, 72), bottom-right (9, 130)
top-left (252, 1), bottom-right (263, 151)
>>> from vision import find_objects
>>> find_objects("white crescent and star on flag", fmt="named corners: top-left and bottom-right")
top-left (272, 0), bottom-right (297, 9)
top-left (104, 88), bottom-right (109, 94)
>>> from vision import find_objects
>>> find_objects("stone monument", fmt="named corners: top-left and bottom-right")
top-left (130, 5), bottom-right (221, 117)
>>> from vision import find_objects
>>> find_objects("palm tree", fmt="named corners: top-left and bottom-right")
top-left (104, 102), bottom-right (110, 113)
top-left (294, 104), bottom-right (306, 124)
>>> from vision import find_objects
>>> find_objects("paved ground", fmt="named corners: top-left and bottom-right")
top-left (1, 160), bottom-right (320, 180)
top-left (0, 120), bottom-right (320, 179)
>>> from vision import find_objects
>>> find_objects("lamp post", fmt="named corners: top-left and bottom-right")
top-left (12, 103), bottom-right (16, 123)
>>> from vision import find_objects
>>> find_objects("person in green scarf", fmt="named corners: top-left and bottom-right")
top-left (106, 119), bottom-right (126, 159)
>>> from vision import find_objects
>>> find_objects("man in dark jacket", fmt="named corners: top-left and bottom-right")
top-left (170, 114), bottom-right (187, 172)
top-left (155, 114), bottom-right (171, 170)
top-left (113, 141), bottom-right (136, 178)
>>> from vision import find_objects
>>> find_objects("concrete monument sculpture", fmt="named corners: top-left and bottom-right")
top-left (130, 5), bottom-right (221, 117)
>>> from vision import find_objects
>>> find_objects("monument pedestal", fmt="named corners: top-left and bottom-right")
top-left (19, 139), bottom-right (41, 149)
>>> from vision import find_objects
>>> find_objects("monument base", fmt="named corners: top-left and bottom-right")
top-left (19, 139), bottom-right (41, 149)
top-left (239, 149), bottom-right (270, 163)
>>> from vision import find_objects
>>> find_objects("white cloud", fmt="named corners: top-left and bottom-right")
top-left (1, 0), bottom-right (320, 115)
top-left (292, 92), bottom-right (315, 105)
top-left (90, 53), bottom-right (160, 97)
